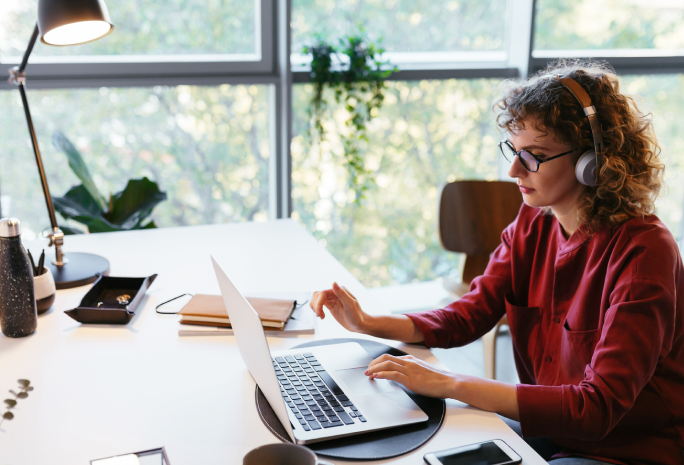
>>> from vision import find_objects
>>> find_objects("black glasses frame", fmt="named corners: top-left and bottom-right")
top-left (499, 140), bottom-right (575, 172)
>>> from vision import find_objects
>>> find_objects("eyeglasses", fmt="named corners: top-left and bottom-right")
top-left (499, 140), bottom-right (575, 173)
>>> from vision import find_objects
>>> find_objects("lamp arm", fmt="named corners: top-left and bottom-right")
top-left (18, 23), bottom-right (40, 74)
top-left (8, 22), bottom-right (66, 265)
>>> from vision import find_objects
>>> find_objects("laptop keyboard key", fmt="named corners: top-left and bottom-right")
top-left (333, 406), bottom-right (344, 412)
top-left (338, 411), bottom-right (354, 425)
top-left (294, 355), bottom-right (304, 360)
top-left (317, 371), bottom-right (344, 396)
top-left (350, 406), bottom-right (358, 411)
top-left (349, 412), bottom-right (357, 418)
top-left (299, 419), bottom-right (307, 425)
top-left (341, 401), bottom-right (353, 407)
top-left (336, 395), bottom-right (349, 401)
top-left (302, 424), bottom-right (311, 431)
top-left (275, 357), bottom-right (286, 363)
top-left (307, 421), bottom-right (322, 430)
top-left (314, 366), bottom-right (326, 372)
top-left (358, 416), bottom-right (367, 422)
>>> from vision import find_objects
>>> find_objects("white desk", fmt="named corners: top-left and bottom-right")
top-left (0, 220), bottom-right (546, 465)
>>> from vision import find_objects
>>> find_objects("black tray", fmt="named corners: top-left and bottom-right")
top-left (65, 274), bottom-right (157, 324)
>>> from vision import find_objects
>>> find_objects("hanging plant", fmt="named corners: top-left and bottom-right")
top-left (303, 31), bottom-right (395, 202)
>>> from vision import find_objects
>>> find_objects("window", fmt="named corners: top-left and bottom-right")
top-left (292, 0), bottom-right (508, 54)
top-left (0, 85), bottom-right (271, 239)
top-left (292, 79), bottom-right (503, 287)
top-left (535, 0), bottom-right (684, 53)
top-left (621, 74), bottom-right (684, 245)
top-left (0, 0), bottom-right (258, 59)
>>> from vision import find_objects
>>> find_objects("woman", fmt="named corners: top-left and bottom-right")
top-left (310, 61), bottom-right (684, 465)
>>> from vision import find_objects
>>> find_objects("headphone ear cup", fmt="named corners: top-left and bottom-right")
top-left (575, 150), bottom-right (597, 186)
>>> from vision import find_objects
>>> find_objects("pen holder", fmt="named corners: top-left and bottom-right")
top-left (34, 267), bottom-right (56, 314)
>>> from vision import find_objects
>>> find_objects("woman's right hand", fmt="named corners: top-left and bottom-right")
top-left (310, 282), bottom-right (370, 334)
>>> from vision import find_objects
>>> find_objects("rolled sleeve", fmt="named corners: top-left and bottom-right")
top-left (517, 384), bottom-right (563, 437)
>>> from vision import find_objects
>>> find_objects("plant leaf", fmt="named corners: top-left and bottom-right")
top-left (3, 412), bottom-right (13, 420)
top-left (59, 185), bottom-right (104, 218)
top-left (59, 225), bottom-right (86, 235)
top-left (17, 380), bottom-right (30, 387)
top-left (104, 177), bottom-right (167, 228)
top-left (4, 399), bottom-right (16, 407)
top-left (16, 392), bottom-right (28, 399)
top-left (71, 215), bottom-right (127, 233)
top-left (51, 131), bottom-right (106, 211)
top-left (26, 387), bottom-right (34, 391)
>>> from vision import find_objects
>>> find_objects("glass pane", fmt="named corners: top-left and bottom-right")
top-left (0, 85), bottom-right (270, 239)
top-left (292, 79), bottom-right (503, 288)
top-left (0, 0), bottom-right (256, 59)
top-left (292, 0), bottom-right (507, 55)
top-left (621, 74), bottom-right (684, 247)
top-left (535, 0), bottom-right (684, 51)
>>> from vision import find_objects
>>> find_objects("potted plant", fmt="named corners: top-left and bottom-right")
top-left (303, 31), bottom-right (395, 202)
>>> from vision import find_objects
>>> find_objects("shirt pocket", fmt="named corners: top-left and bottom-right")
top-left (504, 291), bottom-right (543, 370)
top-left (559, 323), bottom-right (601, 384)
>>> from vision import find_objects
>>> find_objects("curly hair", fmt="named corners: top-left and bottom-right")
top-left (494, 59), bottom-right (664, 233)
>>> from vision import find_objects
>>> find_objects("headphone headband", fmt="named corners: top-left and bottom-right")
top-left (557, 76), bottom-right (604, 182)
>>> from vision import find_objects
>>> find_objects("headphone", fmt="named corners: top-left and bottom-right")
top-left (557, 76), bottom-right (604, 186)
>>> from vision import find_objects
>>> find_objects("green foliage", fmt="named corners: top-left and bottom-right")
top-left (303, 31), bottom-right (396, 202)
top-left (51, 131), bottom-right (167, 234)
top-left (0, 379), bottom-right (32, 427)
top-left (535, 0), bottom-right (684, 50)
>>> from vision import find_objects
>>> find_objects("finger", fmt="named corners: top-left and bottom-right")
top-left (340, 285), bottom-right (358, 302)
top-left (332, 282), bottom-right (355, 306)
top-left (314, 289), bottom-right (334, 315)
top-left (368, 354), bottom-right (404, 369)
top-left (365, 360), bottom-right (405, 376)
top-left (369, 370), bottom-right (411, 385)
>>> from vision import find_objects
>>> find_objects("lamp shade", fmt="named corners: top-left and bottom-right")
top-left (38, 0), bottom-right (113, 46)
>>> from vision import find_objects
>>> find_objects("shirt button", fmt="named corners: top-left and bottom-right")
top-left (545, 356), bottom-right (552, 363)
top-left (553, 317), bottom-right (561, 324)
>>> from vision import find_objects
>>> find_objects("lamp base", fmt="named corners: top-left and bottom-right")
top-left (46, 252), bottom-right (110, 289)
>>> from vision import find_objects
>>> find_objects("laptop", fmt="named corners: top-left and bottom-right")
top-left (211, 256), bottom-right (428, 444)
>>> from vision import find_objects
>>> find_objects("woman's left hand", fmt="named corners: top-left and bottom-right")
top-left (364, 354), bottom-right (457, 399)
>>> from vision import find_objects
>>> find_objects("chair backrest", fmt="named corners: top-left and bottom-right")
top-left (438, 180), bottom-right (523, 256)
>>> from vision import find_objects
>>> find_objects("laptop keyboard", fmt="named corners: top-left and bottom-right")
top-left (272, 353), bottom-right (367, 432)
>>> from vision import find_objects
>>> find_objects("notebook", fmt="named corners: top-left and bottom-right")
top-left (178, 294), bottom-right (295, 329)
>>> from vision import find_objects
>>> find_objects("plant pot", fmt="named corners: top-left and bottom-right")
top-left (34, 267), bottom-right (56, 314)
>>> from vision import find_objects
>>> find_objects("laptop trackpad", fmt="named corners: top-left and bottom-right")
top-left (335, 367), bottom-right (399, 396)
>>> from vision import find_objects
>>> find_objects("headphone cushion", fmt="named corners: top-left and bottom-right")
top-left (575, 150), bottom-right (598, 186)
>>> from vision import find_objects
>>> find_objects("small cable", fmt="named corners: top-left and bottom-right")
top-left (155, 293), bottom-right (194, 314)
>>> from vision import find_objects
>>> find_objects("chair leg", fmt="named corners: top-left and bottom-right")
top-left (482, 323), bottom-right (501, 380)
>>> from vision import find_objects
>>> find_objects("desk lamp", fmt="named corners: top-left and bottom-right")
top-left (7, 0), bottom-right (114, 289)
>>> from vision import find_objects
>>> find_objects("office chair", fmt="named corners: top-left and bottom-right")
top-left (438, 180), bottom-right (523, 379)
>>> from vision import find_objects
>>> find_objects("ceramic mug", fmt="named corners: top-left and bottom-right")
top-left (242, 443), bottom-right (333, 465)
top-left (33, 267), bottom-right (56, 314)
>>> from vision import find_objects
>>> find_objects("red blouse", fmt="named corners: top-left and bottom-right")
top-left (407, 204), bottom-right (684, 465)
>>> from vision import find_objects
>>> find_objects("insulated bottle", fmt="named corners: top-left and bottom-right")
top-left (0, 218), bottom-right (37, 337)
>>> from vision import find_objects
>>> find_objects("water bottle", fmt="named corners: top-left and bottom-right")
top-left (0, 218), bottom-right (37, 337)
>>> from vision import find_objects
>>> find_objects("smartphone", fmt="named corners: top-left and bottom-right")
top-left (424, 439), bottom-right (522, 465)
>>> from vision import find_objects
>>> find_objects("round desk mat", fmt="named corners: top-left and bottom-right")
top-left (255, 337), bottom-right (446, 460)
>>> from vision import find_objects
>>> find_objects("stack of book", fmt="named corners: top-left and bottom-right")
top-left (177, 294), bottom-right (315, 336)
